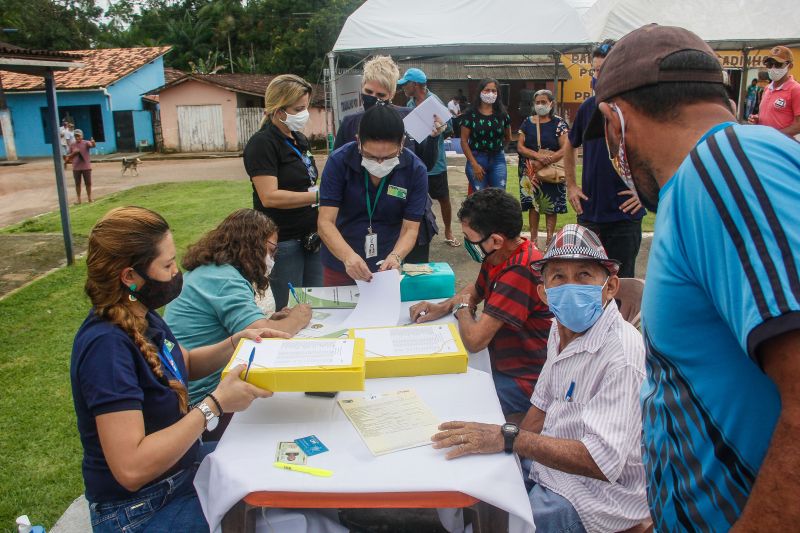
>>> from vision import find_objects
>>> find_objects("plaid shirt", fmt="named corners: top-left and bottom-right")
top-left (475, 239), bottom-right (552, 397)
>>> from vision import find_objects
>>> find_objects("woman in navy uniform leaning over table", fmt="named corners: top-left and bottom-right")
top-left (244, 74), bottom-right (322, 309)
top-left (318, 103), bottom-right (429, 284)
top-left (70, 206), bottom-right (287, 532)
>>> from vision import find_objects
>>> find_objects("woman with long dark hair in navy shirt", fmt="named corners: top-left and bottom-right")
top-left (71, 206), bottom-right (286, 532)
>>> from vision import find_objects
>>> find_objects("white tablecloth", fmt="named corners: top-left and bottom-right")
top-left (195, 369), bottom-right (535, 532)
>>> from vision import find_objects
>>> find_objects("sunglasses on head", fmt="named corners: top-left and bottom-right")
top-left (764, 59), bottom-right (786, 68)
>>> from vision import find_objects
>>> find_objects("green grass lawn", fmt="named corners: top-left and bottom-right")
top-left (505, 164), bottom-right (656, 233)
top-left (0, 173), bottom-right (651, 527)
top-left (0, 181), bottom-right (253, 528)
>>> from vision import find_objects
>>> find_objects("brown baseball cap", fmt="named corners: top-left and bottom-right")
top-left (768, 46), bottom-right (794, 64)
top-left (594, 24), bottom-right (724, 102)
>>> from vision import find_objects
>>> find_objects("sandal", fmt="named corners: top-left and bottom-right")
top-left (443, 238), bottom-right (461, 247)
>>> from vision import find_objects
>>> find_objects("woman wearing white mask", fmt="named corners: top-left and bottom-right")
top-left (165, 209), bottom-right (311, 439)
top-left (517, 89), bottom-right (569, 248)
top-left (244, 74), bottom-right (322, 310)
top-left (460, 78), bottom-right (512, 190)
top-left (318, 104), bottom-right (428, 284)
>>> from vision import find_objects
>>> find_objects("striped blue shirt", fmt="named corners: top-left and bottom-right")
top-left (642, 122), bottom-right (800, 531)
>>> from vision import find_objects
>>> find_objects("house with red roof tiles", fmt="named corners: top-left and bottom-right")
top-left (0, 46), bottom-right (170, 158)
top-left (148, 73), bottom-right (329, 152)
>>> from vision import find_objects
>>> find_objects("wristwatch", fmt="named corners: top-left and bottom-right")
top-left (196, 401), bottom-right (219, 431)
top-left (452, 302), bottom-right (471, 317)
top-left (501, 423), bottom-right (520, 454)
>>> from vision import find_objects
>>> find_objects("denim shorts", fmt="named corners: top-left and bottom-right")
top-left (89, 467), bottom-right (208, 533)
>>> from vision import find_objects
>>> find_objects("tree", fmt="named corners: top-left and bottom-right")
top-left (0, 0), bottom-right (103, 50)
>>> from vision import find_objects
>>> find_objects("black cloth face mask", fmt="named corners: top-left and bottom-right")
top-left (130, 269), bottom-right (183, 310)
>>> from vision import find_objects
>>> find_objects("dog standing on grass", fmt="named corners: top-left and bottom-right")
top-left (121, 157), bottom-right (141, 177)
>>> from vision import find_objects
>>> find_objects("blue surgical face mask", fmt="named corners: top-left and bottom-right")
top-left (545, 278), bottom-right (608, 333)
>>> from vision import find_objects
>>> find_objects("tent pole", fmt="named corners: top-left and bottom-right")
top-left (737, 48), bottom-right (750, 122)
top-left (328, 52), bottom-right (339, 136)
top-left (44, 70), bottom-right (74, 266)
top-left (553, 52), bottom-right (561, 114)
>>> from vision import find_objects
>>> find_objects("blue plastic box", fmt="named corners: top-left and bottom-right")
top-left (400, 262), bottom-right (456, 302)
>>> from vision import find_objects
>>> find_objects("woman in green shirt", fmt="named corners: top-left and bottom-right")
top-left (165, 208), bottom-right (311, 439)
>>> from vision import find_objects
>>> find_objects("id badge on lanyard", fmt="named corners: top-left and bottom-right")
top-left (158, 340), bottom-right (185, 386)
top-left (364, 169), bottom-right (388, 259)
top-left (284, 139), bottom-right (317, 185)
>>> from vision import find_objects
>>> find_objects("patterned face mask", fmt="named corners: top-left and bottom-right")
top-left (604, 103), bottom-right (635, 191)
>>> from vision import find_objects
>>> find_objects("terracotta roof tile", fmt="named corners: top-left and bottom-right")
top-left (0, 46), bottom-right (171, 91)
top-left (0, 41), bottom-right (82, 61)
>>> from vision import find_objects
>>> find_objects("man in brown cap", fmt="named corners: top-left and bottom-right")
top-left (594, 24), bottom-right (800, 532)
top-left (748, 45), bottom-right (800, 138)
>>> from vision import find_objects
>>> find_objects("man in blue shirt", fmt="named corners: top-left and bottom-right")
top-left (594, 24), bottom-right (800, 531)
top-left (565, 40), bottom-right (645, 278)
top-left (399, 67), bottom-right (458, 246)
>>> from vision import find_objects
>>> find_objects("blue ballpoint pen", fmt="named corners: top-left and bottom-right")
top-left (565, 381), bottom-right (576, 402)
top-left (287, 282), bottom-right (300, 304)
top-left (244, 347), bottom-right (256, 381)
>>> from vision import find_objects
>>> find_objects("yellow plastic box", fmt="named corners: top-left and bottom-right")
top-left (221, 338), bottom-right (366, 392)
top-left (349, 323), bottom-right (468, 379)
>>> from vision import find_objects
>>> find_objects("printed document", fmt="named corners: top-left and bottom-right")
top-left (354, 324), bottom-right (460, 358)
top-left (298, 286), bottom-right (359, 308)
top-left (338, 389), bottom-right (440, 456)
top-left (403, 96), bottom-right (452, 143)
top-left (232, 339), bottom-right (355, 368)
top-left (342, 269), bottom-right (402, 328)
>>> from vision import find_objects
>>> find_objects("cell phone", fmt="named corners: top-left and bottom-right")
top-left (305, 392), bottom-right (337, 398)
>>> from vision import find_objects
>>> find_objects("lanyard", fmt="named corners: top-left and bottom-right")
top-left (284, 139), bottom-right (317, 185)
top-left (158, 342), bottom-right (185, 386)
top-left (364, 169), bottom-right (389, 232)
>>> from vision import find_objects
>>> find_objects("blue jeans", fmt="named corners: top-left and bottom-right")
top-left (492, 371), bottom-right (533, 416)
top-left (89, 442), bottom-right (217, 532)
top-left (465, 150), bottom-right (507, 191)
top-left (529, 484), bottom-right (587, 533)
top-left (271, 239), bottom-right (323, 309)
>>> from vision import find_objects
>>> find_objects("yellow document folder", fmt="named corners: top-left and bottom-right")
top-left (221, 338), bottom-right (366, 392)
top-left (349, 323), bottom-right (468, 379)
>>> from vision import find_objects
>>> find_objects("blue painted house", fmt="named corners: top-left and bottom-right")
top-left (0, 46), bottom-right (170, 158)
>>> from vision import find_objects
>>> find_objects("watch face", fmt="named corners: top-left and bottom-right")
top-left (502, 423), bottom-right (519, 436)
top-left (207, 416), bottom-right (219, 432)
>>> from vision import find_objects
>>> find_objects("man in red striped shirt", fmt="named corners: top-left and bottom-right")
top-left (411, 188), bottom-right (552, 418)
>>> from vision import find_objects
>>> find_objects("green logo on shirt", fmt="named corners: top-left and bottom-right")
top-left (387, 185), bottom-right (407, 199)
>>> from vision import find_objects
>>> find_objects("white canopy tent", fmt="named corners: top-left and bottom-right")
top-left (582, 0), bottom-right (800, 118)
top-left (583, 0), bottom-right (800, 50)
top-left (332, 0), bottom-right (592, 57)
top-left (328, 0), bottom-right (594, 128)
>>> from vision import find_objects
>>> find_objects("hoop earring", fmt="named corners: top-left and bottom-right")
top-left (128, 283), bottom-right (137, 302)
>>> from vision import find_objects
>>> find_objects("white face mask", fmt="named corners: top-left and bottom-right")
top-left (280, 109), bottom-right (310, 131)
top-left (362, 156), bottom-right (399, 178)
top-left (265, 254), bottom-right (275, 275)
top-left (480, 91), bottom-right (497, 104)
top-left (534, 104), bottom-right (551, 116)
top-left (768, 66), bottom-right (789, 82)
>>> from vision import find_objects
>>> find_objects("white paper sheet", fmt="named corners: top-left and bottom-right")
top-left (338, 389), bottom-right (441, 456)
top-left (232, 339), bottom-right (355, 368)
top-left (341, 269), bottom-right (402, 328)
top-left (403, 96), bottom-right (452, 143)
top-left (354, 324), bottom-right (460, 358)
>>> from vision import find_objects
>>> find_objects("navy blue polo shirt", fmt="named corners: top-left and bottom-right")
top-left (569, 96), bottom-right (645, 224)
top-left (320, 142), bottom-right (428, 272)
top-left (70, 309), bottom-right (198, 503)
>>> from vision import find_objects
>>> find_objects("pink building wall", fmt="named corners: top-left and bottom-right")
top-left (159, 80), bottom-right (239, 151)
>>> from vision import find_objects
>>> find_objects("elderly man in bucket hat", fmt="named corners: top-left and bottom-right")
top-left (432, 224), bottom-right (649, 533)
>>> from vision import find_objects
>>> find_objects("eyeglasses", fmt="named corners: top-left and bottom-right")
top-left (359, 144), bottom-right (403, 163)
top-left (764, 59), bottom-right (787, 68)
top-left (267, 240), bottom-right (278, 252)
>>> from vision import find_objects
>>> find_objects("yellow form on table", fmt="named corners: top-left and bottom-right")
top-left (338, 389), bottom-right (440, 456)
top-left (221, 338), bottom-right (365, 392)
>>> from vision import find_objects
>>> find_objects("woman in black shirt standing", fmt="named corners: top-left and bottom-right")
top-left (244, 74), bottom-right (322, 309)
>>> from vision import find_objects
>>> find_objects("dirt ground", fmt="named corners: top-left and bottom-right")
top-left (0, 156), bottom-right (250, 227)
